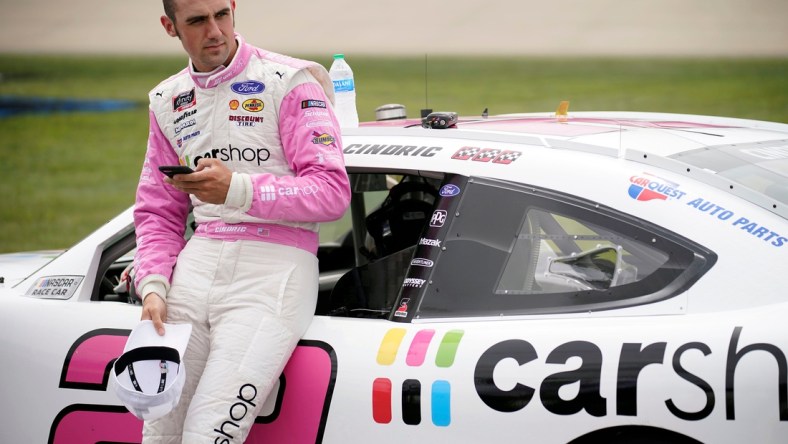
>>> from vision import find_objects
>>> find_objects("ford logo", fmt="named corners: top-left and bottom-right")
top-left (231, 81), bottom-right (265, 95)
top-left (439, 184), bottom-right (461, 197)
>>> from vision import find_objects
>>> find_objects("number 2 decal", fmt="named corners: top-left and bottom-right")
top-left (50, 329), bottom-right (336, 443)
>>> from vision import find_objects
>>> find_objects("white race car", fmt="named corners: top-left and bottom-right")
top-left (1, 109), bottom-right (786, 443)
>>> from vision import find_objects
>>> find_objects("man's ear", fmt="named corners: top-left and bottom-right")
top-left (161, 16), bottom-right (178, 38)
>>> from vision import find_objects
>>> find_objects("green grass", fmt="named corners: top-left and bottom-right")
top-left (1, 55), bottom-right (787, 253)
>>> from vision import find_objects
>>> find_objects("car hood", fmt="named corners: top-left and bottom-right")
top-left (0, 250), bottom-right (63, 288)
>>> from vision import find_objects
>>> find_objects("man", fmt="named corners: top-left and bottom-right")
top-left (133, 0), bottom-right (351, 441)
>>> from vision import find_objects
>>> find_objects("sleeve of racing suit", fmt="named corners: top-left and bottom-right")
top-left (133, 110), bottom-right (191, 302)
top-left (228, 76), bottom-right (351, 223)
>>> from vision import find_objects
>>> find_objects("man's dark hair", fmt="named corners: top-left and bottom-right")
top-left (163, 0), bottom-right (177, 22)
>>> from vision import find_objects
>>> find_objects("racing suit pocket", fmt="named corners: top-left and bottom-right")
top-left (274, 264), bottom-right (296, 316)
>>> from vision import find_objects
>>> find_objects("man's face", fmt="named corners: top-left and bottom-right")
top-left (161, 0), bottom-right (238, 72)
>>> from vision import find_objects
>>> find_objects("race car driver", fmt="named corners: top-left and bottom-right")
top-left (132, 0), bottom-right (351, 442)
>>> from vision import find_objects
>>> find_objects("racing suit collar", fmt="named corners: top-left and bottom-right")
top-left (189, 33), bottom-right (251, 89)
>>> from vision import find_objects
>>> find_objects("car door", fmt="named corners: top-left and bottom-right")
top-left (308, 174), bottom-right (785, 443)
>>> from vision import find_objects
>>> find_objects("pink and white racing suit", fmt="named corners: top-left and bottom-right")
top-left (133, 34), bottom-right (350, 443)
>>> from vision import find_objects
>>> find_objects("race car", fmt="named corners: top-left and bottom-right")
top-left (1, 107), bottom-right (786, 443)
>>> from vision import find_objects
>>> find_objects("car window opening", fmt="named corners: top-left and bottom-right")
top-left (418, 177), bottom-right (715, 319)
top-left (326, 173), bottom-right (442, 319)
top-left (499, 208), bottom-right (667, 295)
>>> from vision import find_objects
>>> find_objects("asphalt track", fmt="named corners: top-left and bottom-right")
top-left (1, 0), bottom-right (787, 57)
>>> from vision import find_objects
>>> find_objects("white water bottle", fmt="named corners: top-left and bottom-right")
top-left (329, 54), bottom-right (359, 128)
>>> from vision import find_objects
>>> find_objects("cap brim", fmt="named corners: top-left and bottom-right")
top-left (124, 320), bottom-right (192, 357)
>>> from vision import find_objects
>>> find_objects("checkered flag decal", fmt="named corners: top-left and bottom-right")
top-left (451, 146), bottom-right (522, 165)
top-left (471, 148), bottom-right (501, 162)
top-left (451, 147), bottom-right (480, 160)
top-left (492, 150), bottom-right (522, 164)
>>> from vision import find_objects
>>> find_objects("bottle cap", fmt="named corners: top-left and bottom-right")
top-left (333, 54), bottom-right (345, 60)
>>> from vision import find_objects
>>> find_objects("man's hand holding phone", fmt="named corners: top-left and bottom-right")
top-left (158, 165), bottom-right (195, 178)
top-left (159, 159), bottom-right (232, 204)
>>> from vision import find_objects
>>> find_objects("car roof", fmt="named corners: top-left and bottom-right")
top-left (348, 111), bottom-right (788, 219)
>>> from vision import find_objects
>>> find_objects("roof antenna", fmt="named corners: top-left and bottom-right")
top-left (420, 54), bottom-right (432, 119)
top-left (482, 107), bottom-right (489, 118)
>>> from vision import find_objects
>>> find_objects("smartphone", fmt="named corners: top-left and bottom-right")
top-left (158, 165), bottom-right (194, 178)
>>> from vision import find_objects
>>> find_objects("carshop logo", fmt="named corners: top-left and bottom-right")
top-left (373, 328), bottom-right (464, 427)
top-left (182, 144), bottom-right (271, 167)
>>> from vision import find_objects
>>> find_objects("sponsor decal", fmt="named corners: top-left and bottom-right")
top-left (176, 130), bottom-right (201, 148)
top-left (182, 144), bottom-right (271, 167)
top-left (394, 299), bottom-right (410, 318)
top-left (53, 335), bottom-right (336, 441)
top-left (260, 185), bottom-right (276, 202)
top-left (628, 173), bottom-right (686, 201)
top-left (451, 146), bottom-right (521, 164)
top-left (474, 327), bottom-right (788, 422)
top-left (304, 110), bottom-right (330, 118)
top-left (26, 275), bottom-right (84, 299)
top-left (439, 184), bottom-right (461, 197)
top-left (258, 184), bottom-right (320, 200)
top-left (242, 99), bottom-right (264, 112)
top-left (306, 120), bottom-right (332, 128)
top-left (631, 173), bottom-right (785, 248)
top-left (231, 80), bottom-right (265, 95)
top-left (173, 109), bottom-right (197, 125)
top-left (174, 119), bottom-right (196, 136)
top-left (213, 383), bottom-right (258, 442)
top-left (301, 100), bottom-right (326, 109)
top-left (403, 278), bottom-right (426, 288)
top-left (411, 258), bottom-right (434, 268)
top-left (686, 197), bottom-right (786, 247)
top-left (419, 238), bottom-right (442, 247)
top-left (229, 100), bottom-right (240, 110)
top-left (311, 132), bottom-right (337, 148)
top-left (344, 144), bottom-right (442, 158)
top-left (229, 115), bottom-right (264, 127)
top-left (279, 184), bottom-right (319, 197)
top-left (373, 329), bottom-right (463, 426)
top-left (430, 210), bottom-right (447, 227)
top-left (172, 88), bottom-right (196, 112)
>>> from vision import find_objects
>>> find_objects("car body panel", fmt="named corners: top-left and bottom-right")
top-left (1, 112), bottom-right (786, 443)
top-left (0, 250), bottom-right (62, 286)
